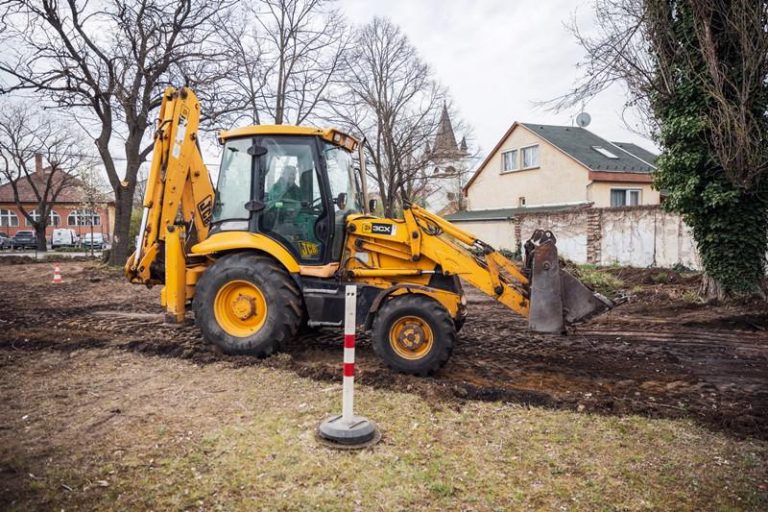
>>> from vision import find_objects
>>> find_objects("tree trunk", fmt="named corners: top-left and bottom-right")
top-left (699, 273), bottom-right (727, 302)
top-left (109, 184), bottom-right (135, 265)
top-left (34, 223), bottom-right (47, 252)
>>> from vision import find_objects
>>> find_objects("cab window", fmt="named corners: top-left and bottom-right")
top-left (258, 136), bottom-right (327, 263)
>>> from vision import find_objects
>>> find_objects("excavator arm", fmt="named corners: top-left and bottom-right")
top-left (125, 87), bottom-right (215, 319)
top-left (344, 203), bottom-right (611, 333)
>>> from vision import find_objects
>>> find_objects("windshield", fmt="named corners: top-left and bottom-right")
top-left (212, 138), bottom-right (253, 224)
top-left (324, 143), bottom-right (362, 215)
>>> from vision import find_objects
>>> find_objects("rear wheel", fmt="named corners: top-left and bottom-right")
top-left (372, 294), bottom-right (456, 376)
top-left (194, 252), bottom-right (302, 356)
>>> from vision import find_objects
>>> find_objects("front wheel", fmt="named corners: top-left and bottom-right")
top-left (371, 294), bottom-right (456, 376)
top-left (193, 252), bottom-right (303, 356)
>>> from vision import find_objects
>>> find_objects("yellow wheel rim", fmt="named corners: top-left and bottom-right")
top-left (389, 316), bottom-right (434, 360)
top-left (214, 280), bottom-right (268, 337)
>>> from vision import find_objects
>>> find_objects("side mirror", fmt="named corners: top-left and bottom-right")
top-left (368, 198), bottom-right (377, 213)
top-left (335, 192), bottom-right (347, 210)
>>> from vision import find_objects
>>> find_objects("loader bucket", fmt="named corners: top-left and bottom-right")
top-left (526, 231), bottom-right (612, 334)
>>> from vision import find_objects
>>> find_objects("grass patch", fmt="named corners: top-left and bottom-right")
top-left (682, 290), bottom-right (703, 303)
top-left (2, 350), bottom-right (765, 511)
top-left (573, 264), bottom-right (625, 295)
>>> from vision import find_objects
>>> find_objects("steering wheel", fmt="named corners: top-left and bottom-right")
top-left (309, 196), bottom-right (324, 212)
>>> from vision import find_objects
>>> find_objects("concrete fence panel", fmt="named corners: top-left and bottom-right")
top-left (451, 205), bottom-right (701, 269)
top-left (519, 211), bottom-right (588, 264)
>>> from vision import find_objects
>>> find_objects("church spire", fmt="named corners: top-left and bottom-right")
top-left (432, 103), bottom-right (458, 155)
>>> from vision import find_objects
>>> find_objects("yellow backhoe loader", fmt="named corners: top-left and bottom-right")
top-left (126, 87), bottom-right (611, 375)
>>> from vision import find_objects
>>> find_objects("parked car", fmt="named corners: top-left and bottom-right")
top-left (11, 230), bottom-right (37, 250)
top-left (0, 233), bottom-right (11, 250)
top-left (51, 228), bottom-right (79, 249)
top-left (81, 232), bottom-right (105, 250)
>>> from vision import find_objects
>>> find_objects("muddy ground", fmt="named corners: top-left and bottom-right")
top-left (1, 260), bottom-right (766, 441)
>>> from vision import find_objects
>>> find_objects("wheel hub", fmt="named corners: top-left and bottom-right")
top-left (397, 322), bottom-right (427, 351)
top-left (213, 280), bottom-right (268, 337)
top-left (232, 294), bottom-right (257, 320)
top-left (389, 315), bottom-right (434, 360)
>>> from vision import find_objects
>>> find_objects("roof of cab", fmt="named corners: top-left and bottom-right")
top-left (218, 125), bottom-right (359, 149)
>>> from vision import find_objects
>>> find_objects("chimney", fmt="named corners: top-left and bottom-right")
top-left (35, 153), bottom-right (43, 173)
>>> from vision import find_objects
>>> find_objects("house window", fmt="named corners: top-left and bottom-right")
top-left (519, 196), bottom-right (526, 207)
top-left (592, 146), bottom-right (619, 159)
top-left (68, 209), bottom-right (101, 226)
top-left (0, 209), bottom-right (19, 227)
top-left (521, 145), bottom-right (540, 168)
top-left (610, 188), bottom-right (641, 207)
top-left (501, 149), bottom-right (518, 172)
top-left (26, 209), bottom-right (60, 226)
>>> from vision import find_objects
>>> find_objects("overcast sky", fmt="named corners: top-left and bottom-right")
top-left (338, 0), bottom-right (655, 156)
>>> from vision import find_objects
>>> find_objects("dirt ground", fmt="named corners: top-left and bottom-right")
top-left (1, 260), bottom-right (767, 509)
top-left (0, 260), bottom-right (766, 441)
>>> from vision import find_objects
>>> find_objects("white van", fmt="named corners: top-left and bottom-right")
top-left (51, 228), bottom-right (79, 249)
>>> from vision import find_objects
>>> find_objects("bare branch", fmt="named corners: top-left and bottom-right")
top-left (0, 0), bottom-right (237, 262)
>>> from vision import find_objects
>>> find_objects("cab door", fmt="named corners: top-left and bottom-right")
top-left (253, 135), bottom-right (333, 264)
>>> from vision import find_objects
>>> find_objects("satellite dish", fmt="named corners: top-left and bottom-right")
top-left (576, 112), bottom-right (591, 128)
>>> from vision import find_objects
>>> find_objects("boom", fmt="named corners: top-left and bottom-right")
top-left (343, 203), bottom-right (611, 334)
top-left (126, 87), bottom-right (214, 286)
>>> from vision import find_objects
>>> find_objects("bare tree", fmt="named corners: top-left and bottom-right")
top-left (554, 0), bottom-right (768, 189)
top-left (0, 0), bottom-right (234, 264)
top-left (549, 0), bottom-right (657, 129)
top-left (75, 162), bottom-right (110, 258)
top-left (686, 0), bottom-right (768, 188)
top-left (557, 0), bottom-right (768, 298)
top-left (0, 103), bottom-right (85, 252)
top-left (219, 0), bottom-right (350, 126)
top-left (215, 8), bottom-right (269, 125)
top-left (331, 17), bottom-right (448, 217)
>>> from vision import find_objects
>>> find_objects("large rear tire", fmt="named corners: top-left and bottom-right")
top-left (371, 294), bottom-right (456, 376)
top-left (193, 252), bottom-right (302, 356)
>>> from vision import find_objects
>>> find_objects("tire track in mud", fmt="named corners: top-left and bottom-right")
top-left (0, 263), bottom-right (766, 439)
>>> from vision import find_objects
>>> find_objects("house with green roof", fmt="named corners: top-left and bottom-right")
top-left (461, 122), bottom-right (660, 215)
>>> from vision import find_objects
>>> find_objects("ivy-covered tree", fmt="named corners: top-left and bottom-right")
top-left (557, 0), bottom-right (768, 298)
top-left (648, 1), bottom-right (768, 298)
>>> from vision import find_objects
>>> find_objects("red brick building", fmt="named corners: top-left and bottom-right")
top-left (0, 159), bottom-right (114, 241)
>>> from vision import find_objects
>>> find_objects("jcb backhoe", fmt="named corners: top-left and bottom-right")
top-left (126, 87), bottom-right (611, 375)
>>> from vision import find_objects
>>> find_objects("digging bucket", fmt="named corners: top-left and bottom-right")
top-left (526, 231), bottom-right (612, 333)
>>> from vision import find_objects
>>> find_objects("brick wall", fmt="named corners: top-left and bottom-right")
top-left (0, 203), bottom-right (113, 241)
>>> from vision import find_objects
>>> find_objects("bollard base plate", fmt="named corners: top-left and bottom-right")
top-left (316, 415), bottom-right (381, 450)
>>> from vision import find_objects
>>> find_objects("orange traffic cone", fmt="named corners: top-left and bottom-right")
top-left (52, 265), bottom-right (63, 284)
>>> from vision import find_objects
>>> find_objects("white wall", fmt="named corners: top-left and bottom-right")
top-left (457, 220), bottom-right (517, 252)
top-left (599, 208), bottom-right (700, 268)
top-left (452, 206), bottom-right (701, 269)
top-left (519, 213), bottom-right (588, 263)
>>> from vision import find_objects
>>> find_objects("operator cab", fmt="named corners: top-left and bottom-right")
top-left (211, 126), bottom-right (365, 266)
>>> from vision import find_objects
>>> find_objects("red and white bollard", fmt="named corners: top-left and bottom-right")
top-left (317, 285), bottom-right (380, 448)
